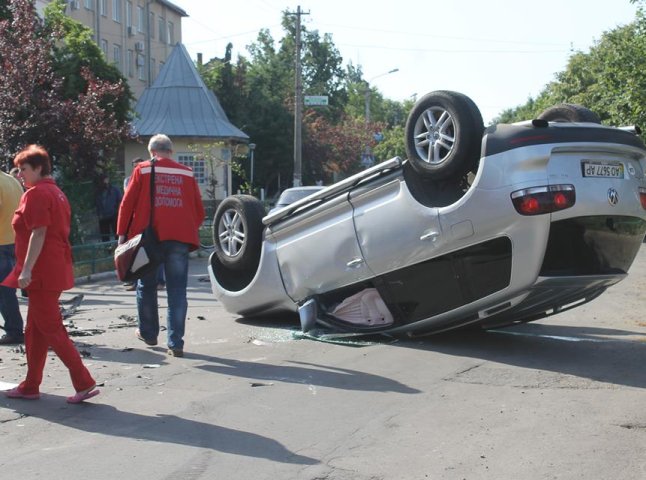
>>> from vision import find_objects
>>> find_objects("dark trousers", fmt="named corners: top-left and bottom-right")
top-left (0, 244), bottom-right (24, 338)
top-left (98, 216), bottom-right (117, 242)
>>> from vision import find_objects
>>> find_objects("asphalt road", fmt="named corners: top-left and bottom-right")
top-left (1, 248), bottom-right (645, 480)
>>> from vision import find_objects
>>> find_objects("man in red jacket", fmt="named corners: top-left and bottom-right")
top-left (117, 134), bottom-right (204, 357)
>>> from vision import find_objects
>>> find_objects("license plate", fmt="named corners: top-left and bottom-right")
top-left (582, 162), bottom-right (624, 178)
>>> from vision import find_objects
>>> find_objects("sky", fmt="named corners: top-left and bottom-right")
top-left (171, 0), bottom-right (640, 124)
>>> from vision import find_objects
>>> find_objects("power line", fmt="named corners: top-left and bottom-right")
top-left (316, 22), bottom-right (568, 47)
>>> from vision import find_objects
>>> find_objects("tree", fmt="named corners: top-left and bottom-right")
top-left (0, 0), bottom-right (130, 176)
top-left (45, 0), bottom-right (132, 124)
top-left (200, 13), bottom-right (359, 194)
top-left (303, 111), bottom-right (385, 183)
top-left (492, 5), bottom-right (646, 127)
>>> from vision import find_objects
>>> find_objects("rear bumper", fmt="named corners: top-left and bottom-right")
top-left (477, 274), bottom-right (624, 329)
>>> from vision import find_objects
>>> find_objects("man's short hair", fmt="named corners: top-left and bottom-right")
top-left (148, 134), bottom-right (173, 155)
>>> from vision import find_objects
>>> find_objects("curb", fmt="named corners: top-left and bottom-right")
top-left (73, 253), bottom-right (209, 286)
top-left (74, 270), bottom-right (117, 286)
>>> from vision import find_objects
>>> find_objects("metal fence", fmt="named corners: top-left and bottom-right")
top-left (71, 220), bottom-right (215, 278)
top-left (72, 240), bottom-right (117, 277)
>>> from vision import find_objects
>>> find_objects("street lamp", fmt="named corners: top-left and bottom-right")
top-left (365, 68), bottom-right (399, 124)
top-left (248, 143), bottom-right (256, 192)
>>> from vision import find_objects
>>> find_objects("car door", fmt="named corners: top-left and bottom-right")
top-left (270, 193), bottom-right (374, 303)
top-left (350, 178), bottom-right (444, 275)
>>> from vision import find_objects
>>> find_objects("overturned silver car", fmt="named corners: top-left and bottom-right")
top-left (208, 91), bottom-right (646, 336)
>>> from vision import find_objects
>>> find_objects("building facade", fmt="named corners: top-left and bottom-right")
top-left (47, 0), bottom-right (187, 99)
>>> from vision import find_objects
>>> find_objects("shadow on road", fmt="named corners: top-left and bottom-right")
top-left (398, 322), bottom-right (646, 389)
top-left (191, 352), bottom-right (421, 394)
top-left (5, 399), bottom-right (318, 465)
top-left (235, 313), bottom-right (646, 389)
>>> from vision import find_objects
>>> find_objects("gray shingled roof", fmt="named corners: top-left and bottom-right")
top-left (133, 43), bottom-right (248, 141)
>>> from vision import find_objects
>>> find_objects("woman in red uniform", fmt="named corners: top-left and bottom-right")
top-left (2, 145), bottom-right (99, 404)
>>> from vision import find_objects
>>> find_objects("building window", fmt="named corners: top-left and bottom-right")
top-left (136, 5), bottom-right (144, 32)
top-left (126, 49), bottom-right (134, 77)
top-left (126, 1), bottom-right (132, 28)
top-left (136, 54), bottom-right (145, 80)
top-left (150, 58), bottom-right (156, 79)
top-left (159, 61), bottom-right (164, 75)
top-left (99, 0), bottom-right (107, 16)
top-left (113, 44), bottom-right (122, 69)
top-left (112, 0), bottom-right (121, 22)
top-left (84, 0), bottom-right (94, 10)
top-left (177, 155), bottom-right (206, 185)
top-left (100, 39), bottom-right (108, 57)
top-left (149, 12), bottom-right (154, 37)
top-left (158, 16), bottom-right (167, 43)
top-left (167, 21), bottom-right (174, 45)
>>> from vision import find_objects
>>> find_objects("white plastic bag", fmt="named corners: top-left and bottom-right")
top-left (331, 288), bottom-right (394, 326)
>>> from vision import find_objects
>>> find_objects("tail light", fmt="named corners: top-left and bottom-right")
top-left (640, 187), bottom-right (646, 210)
top-left (511, 184), bottom-right (576, 216)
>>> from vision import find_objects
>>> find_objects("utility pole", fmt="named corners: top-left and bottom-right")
top-left (288, 6), bottom-right (309, 187)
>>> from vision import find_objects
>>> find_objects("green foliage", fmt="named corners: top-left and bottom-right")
top-left (373, 125), bottom-right (406, 162)
top-left (0, 0), bottom-right (133, 243)
top-left (0, 0), bottom-right (131, 174)
top-left (199, 3), bottom-right (646, 193)
top-left (493, 6), bottom-right (646, 128)
top-left (45, 0), bottom-right (133, 124)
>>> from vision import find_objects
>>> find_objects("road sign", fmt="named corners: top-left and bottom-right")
top-left (304, 95), bottom-right (329, 106)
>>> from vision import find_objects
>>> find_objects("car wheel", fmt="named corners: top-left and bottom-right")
top-left (213, 195), bottom-right (265, 271)
top-left (405, 90), bottom-right (484, 180)
top-left (537, 103), bottom-right (601, 123)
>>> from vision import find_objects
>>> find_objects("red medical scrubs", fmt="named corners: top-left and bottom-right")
top-left (2, 178), bottom-right (94, 395)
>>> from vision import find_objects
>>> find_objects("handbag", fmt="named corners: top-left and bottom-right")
top-left (114, 159), bottom-right (162, 282)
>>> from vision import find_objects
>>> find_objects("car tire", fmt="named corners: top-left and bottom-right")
top-left (213, 195), bottom-right (265, 272)
top-left (537, 103), bottom-right (601, 123)
top-left (405, 90), bottom-right (484, 180)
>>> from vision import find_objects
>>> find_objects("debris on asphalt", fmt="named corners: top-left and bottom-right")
top-left (67, 328), bottom-right (105, 337)
top-left (108, 314), bottom-right (137, 329)
top-left (60, 294), bottom-right (84, 319)
top-left (120, 347), bottom-right (133, 352)
top-left (10, 345), bottom-right (25, 355)
top-left (250, 382), bottom-right (273, 387)
top-left (142, 364), bottom-right (161, 368)
top-left (197, 276), bottom-right (210, 282)
top-left (292, 329), bottom-right (397, 346)
top-left (79, 349), bottom-right (92, 358)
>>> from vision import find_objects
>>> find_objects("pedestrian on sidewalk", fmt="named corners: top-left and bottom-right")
top-left (0, 169), bottom-right (25, 345)
top-left (117, 134), bottom-right (204, 358)
top-left (2, 145), bottom-right (99, 404)
top-left (95, 174), bottom-right (122, 242)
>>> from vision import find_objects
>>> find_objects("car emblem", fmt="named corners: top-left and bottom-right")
top-left (607, 188), bottom-right (619, 206)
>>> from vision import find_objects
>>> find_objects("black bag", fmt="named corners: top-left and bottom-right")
top-left (114, 159), bottom-right (162, 282)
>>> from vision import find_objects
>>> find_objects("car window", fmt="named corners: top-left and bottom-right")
top-left (277, 188), bottom-right (323, 206)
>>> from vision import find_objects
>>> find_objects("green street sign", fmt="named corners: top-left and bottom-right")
top-left (304, 95), bottom-right (329, 106)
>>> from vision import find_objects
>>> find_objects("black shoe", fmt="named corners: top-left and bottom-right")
top-left (167, 348), bottom-right (184, 357)
top-left (135, 329), bottom-right (158, 346)
top-left (0, 334), bottom-right (24, 345)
